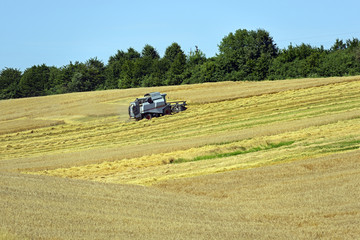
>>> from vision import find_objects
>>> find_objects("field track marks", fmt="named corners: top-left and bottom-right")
top-left (1, 108), bottom-right (357, 172)
top-left (1, 151), bottom-right (359, 239)
top-left (1, 80), bottom-right (359, 162)
top-left (40, 117), bottom-right (359, 185)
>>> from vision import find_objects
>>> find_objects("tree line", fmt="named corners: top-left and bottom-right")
top-left (1, 29), bottom-right (360, 99)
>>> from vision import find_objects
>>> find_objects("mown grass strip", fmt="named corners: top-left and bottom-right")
top-left (173, 141), bottom-right (295, 164)
top-left (313, 139), bottom-right (360, 153)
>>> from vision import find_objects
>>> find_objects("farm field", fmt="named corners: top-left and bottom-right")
top-left (0, 76), bottom-right (359, 239)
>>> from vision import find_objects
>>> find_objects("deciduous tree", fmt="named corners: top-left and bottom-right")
top-left (0, 68), bottom-right (22, 99)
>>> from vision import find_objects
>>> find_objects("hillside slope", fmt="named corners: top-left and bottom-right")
top-left (0, 76), bottom-right (359, 239)
top-left (1, 150), bottom-right (359, 239)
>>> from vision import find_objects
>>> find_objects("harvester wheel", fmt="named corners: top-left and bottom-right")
top-left (145, 114), bottom-right (152, 120)
top-left (163, 108), bottom-right (171, 115)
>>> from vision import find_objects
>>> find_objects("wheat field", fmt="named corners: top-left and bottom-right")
top-left (0, 76), bottom-right (359, 239)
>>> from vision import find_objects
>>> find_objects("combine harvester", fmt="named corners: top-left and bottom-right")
top-left (128, 92), bottom-right (187, 120)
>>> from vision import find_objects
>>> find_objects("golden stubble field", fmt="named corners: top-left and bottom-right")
top-left (0, 76), bottom-right (359, 239)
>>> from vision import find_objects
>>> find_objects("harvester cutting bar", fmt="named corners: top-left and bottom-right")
top-left (169, 101), bottom-right (187, 113)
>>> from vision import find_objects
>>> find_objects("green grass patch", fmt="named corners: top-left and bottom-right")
top-left (313, 139), bottom-right (360, 153)
top-left (173, 141), bottom-right (295, 164)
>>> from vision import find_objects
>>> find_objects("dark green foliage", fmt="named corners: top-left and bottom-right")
top-left (331, 39), bottom-right (347, 51)
top-left (318, 50), bottom-right (355, 77)
top-left (217, 29), bottom-right (278, 81)
top-left (187, 46), bottom-right (206, 67)
top-left (125, 48), bottom-right (141, 60)
top-left (85, 57), bottom-right (106, 90)
top-left (59, 59), bottom-right (105, 93)
top-left (162, 43), bottom-right (187, 85)
top-left (184, 58), bottom-right (220, 84)
top-left (268, 40), bottom-right (360, 79)
top-left (1, 28), bottom-right (360, 100)
top-left (142, 44), bottom-right (160, 60)
top-left (104, 61), bottom-right (122, 89)
top-left (268, 44), bottom-right (327, 79)
top-left (164, 42), bottom-right (184, 63)
top-left (18, 64), bottom-right (51, 97)
top-left (107, 45), bottom-right (165, 89)
top-left (51, 62), bottom-right (85, 94)
top-left (0, 68), bottom-right (22, 99)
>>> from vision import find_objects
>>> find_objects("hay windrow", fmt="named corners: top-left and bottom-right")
top-left (1, 76), bottom-right (360, 239)
top-left (12, 78), bottom-right (358, 185)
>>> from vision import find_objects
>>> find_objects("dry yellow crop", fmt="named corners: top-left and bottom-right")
top-left (1, 77), bottom-right (359, 163)
top-left (1, 76), bottom-right (359, 239)
top-left (38, 117), bottom-right (359, 185)
top-left (15, 78), bottom-right (358, 185)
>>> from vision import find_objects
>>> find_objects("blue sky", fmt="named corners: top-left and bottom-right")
top-left (1, 0), bottom-right (359, 71)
